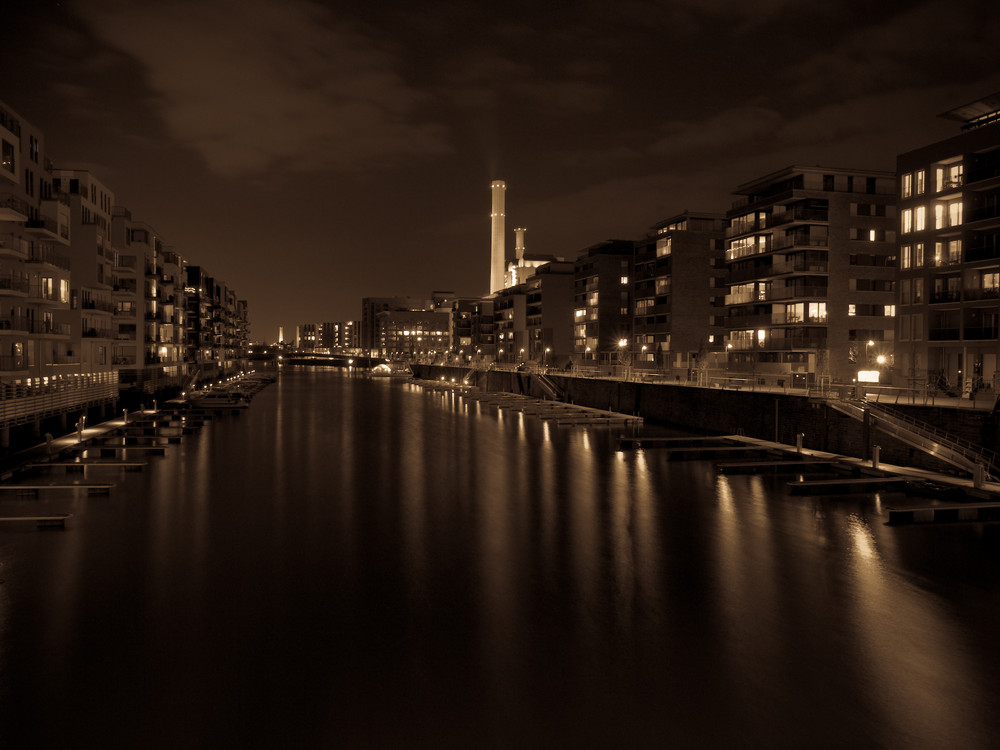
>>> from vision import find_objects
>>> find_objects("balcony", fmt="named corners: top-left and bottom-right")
top-left (964, 326), bottom-right (1000, 340)
top-left (930, 291), bottom-right (961, 304)
top-left (768, 209), bottom-right (829, 228)
top-left (0, 272), bottom-right (29, 294)
top-left (0, 193), bottom-right (29, 221)
top-left (83, 327), bottom-right (116, 339)
top-left (28, 243), bottom-right (71, 270)
top-left (929, 328), bottom-right (961, 340)
top-left (772, 233), bottom-right (828, 251)
top-left (766, 285), bottom-right (828, 301)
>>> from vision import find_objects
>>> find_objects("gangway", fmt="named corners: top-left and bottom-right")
top-left (535, 373), bottom-right (565, 401)
top-left (826, 398), bottom-right (998, 480)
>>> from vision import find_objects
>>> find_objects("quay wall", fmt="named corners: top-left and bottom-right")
top-left (411, 365), bottom-right (1000, 474)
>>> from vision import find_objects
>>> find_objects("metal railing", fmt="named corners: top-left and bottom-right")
top-left (828, 398), bottom-right (998, 478)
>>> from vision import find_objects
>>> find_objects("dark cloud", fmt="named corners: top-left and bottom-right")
top-left (72, 0), bottom-right (450, 178)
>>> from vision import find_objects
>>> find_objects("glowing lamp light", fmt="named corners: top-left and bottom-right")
top-left (876, 354), bottom-right (887, 365)
top-left (618, 338), bottom-right (628, 348)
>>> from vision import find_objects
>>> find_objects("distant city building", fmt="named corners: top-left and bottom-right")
top-left (896, 92), bottom-right (1000, 393)
top-left (297, 320), bottom-right (359, 351)
top-left (377, 308), bottom-right (450, 359)
top-left (360, 296), bottom-right (434, 356)
top-left (632, 211), bottom-right (727, 373)
top-left (724, 165), bottom-right (897, 386)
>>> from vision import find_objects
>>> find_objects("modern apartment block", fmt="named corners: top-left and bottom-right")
top-left (185, 266), bottom-right (248, 381)
top-left (297, 321), bottom-right (359, 351)
top-left (360, 296), bottom-right (434, 356)
top-left (896, 93), bottom-right (1000, 393)
top-left (632, 211), bottom-right (727, 373)
top-left (376, 308), bottom-right (450, 359)
top-left (52, 169), bottom-right (116, 374)
top-left (0, 100), bottom-right (119, 447)
top-left (724, 166), bottom-right (896, 386)
top-left (450, 298), bottom-right (495, 361)
top-left (573, 239), bottom-right (634, 363)
top-left (525, 260), bottom-right (575, 362)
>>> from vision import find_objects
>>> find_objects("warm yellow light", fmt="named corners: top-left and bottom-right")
top-left (618, 338), bottom-right (627, 348)
top-left (876, 354), bottom-right (887, 365)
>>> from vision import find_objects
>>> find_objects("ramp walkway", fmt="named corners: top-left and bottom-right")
top-left (825, 398), bottom-right (998, 481)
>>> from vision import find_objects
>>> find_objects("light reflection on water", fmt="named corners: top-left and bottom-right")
top-left (1, 368), bottom-right (999, 749)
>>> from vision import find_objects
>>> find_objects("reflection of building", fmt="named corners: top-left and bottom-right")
top-left (632, 211), bottom-right (726, 372)
top-left (573, 240), bottom-right (634, 362)
top-left (724, 165), bottom-right (896, 385)
top-left (896, 93), bottom-right (1000, 392)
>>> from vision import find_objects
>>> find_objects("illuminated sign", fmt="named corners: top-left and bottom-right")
top-left (857, 370), bottom-right (880, 383)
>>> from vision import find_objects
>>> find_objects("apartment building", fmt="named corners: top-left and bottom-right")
top-left (632, 211), bottom-right (727, 374)
top-left (449, 298), bottom-right (495, 361)
top-left (525, 261), bottom-right (575, 362)
top-left (0, 102), bottom-right (74, 382)
top-left (376, 308), bottom-right (450, 359)
top-left (573, 239), bottom-right (634, 364)
top-left (360, 296), bottom-right (434, 356)
top-left (52, 169), bottom-right (116, 374)
top-left (896, 92), bottom-right (1000, 393)
top-left (724, 166), bottom-right (897, 386)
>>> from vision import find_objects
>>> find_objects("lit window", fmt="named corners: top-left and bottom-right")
top-left (915, 206), bottom-right (926, 231)
top-left (869, 229), bottom-right (877, 241)
top-left (901, 173), bottom-right (913, 198)
top-left (620, 276), bottom-right (629, 285)
top-left (884, 305), bottom-right (896, 317)
top-left (915, 242), bottom-right (925, 267)
top-left (901, 245), bottom-right (911, 269)
top-left (848, 304), bottom-right (856, 316)
top-left (902, 209), bottom-right (913, 233)
top-left (915, 170), bottom-right (926, 194)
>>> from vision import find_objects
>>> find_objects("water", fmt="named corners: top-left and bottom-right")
top-left (2, 367), bottom-right (1000, 749)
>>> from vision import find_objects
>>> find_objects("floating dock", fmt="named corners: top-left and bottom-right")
top-left (886, 502), bottom-right (1000, 525)
top-left (0, 514), bottom-right (71, 528)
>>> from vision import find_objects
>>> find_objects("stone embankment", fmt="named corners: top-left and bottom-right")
top-left (411, 364), bottom-right (1000, 476)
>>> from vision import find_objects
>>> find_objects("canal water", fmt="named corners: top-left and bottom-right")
top-left (2, 367), bottom-right (1000, 749)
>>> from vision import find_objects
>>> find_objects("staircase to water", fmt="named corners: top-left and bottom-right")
top-left (826, 398), bottom-right (998, 480)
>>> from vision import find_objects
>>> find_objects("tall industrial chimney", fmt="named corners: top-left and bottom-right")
top-left (490, 180), bottom-right (506, 293)
top-left (514, 227), bottom-right (526, 262)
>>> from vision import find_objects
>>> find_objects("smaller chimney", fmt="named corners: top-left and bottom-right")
top-left (514, 227), bottom-right (526, 262)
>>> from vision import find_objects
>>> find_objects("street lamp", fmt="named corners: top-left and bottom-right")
top-left (866, 339), bottom-right (875, 365)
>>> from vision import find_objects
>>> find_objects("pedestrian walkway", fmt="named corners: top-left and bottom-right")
top-left (0, 408), bottom-right (160, 480)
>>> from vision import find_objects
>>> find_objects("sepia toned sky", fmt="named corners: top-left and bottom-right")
top-left (3, 0), bottom-right (1000, 341)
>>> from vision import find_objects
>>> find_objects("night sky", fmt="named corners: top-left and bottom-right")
top-left (3, 0), bottom-right (1000, 341)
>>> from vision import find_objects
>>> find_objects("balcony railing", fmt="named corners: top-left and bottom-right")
top-left (28, 244), bottom-right (71, 270)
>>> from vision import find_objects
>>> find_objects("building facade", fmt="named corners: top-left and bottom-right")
top-left (724, 166), bottom-right (897, 386)
top-left (632, 211), bottom-right (727, 375)
top-left (573, 240), bottom-right (634, 364)
top-left (896, 93), bottom-right (1000, 393)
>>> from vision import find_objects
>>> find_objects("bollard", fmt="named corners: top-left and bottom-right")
top-left (873, 444), bottom-right (880, 469)
top-left (796, 432), bottom-right (804, 453)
